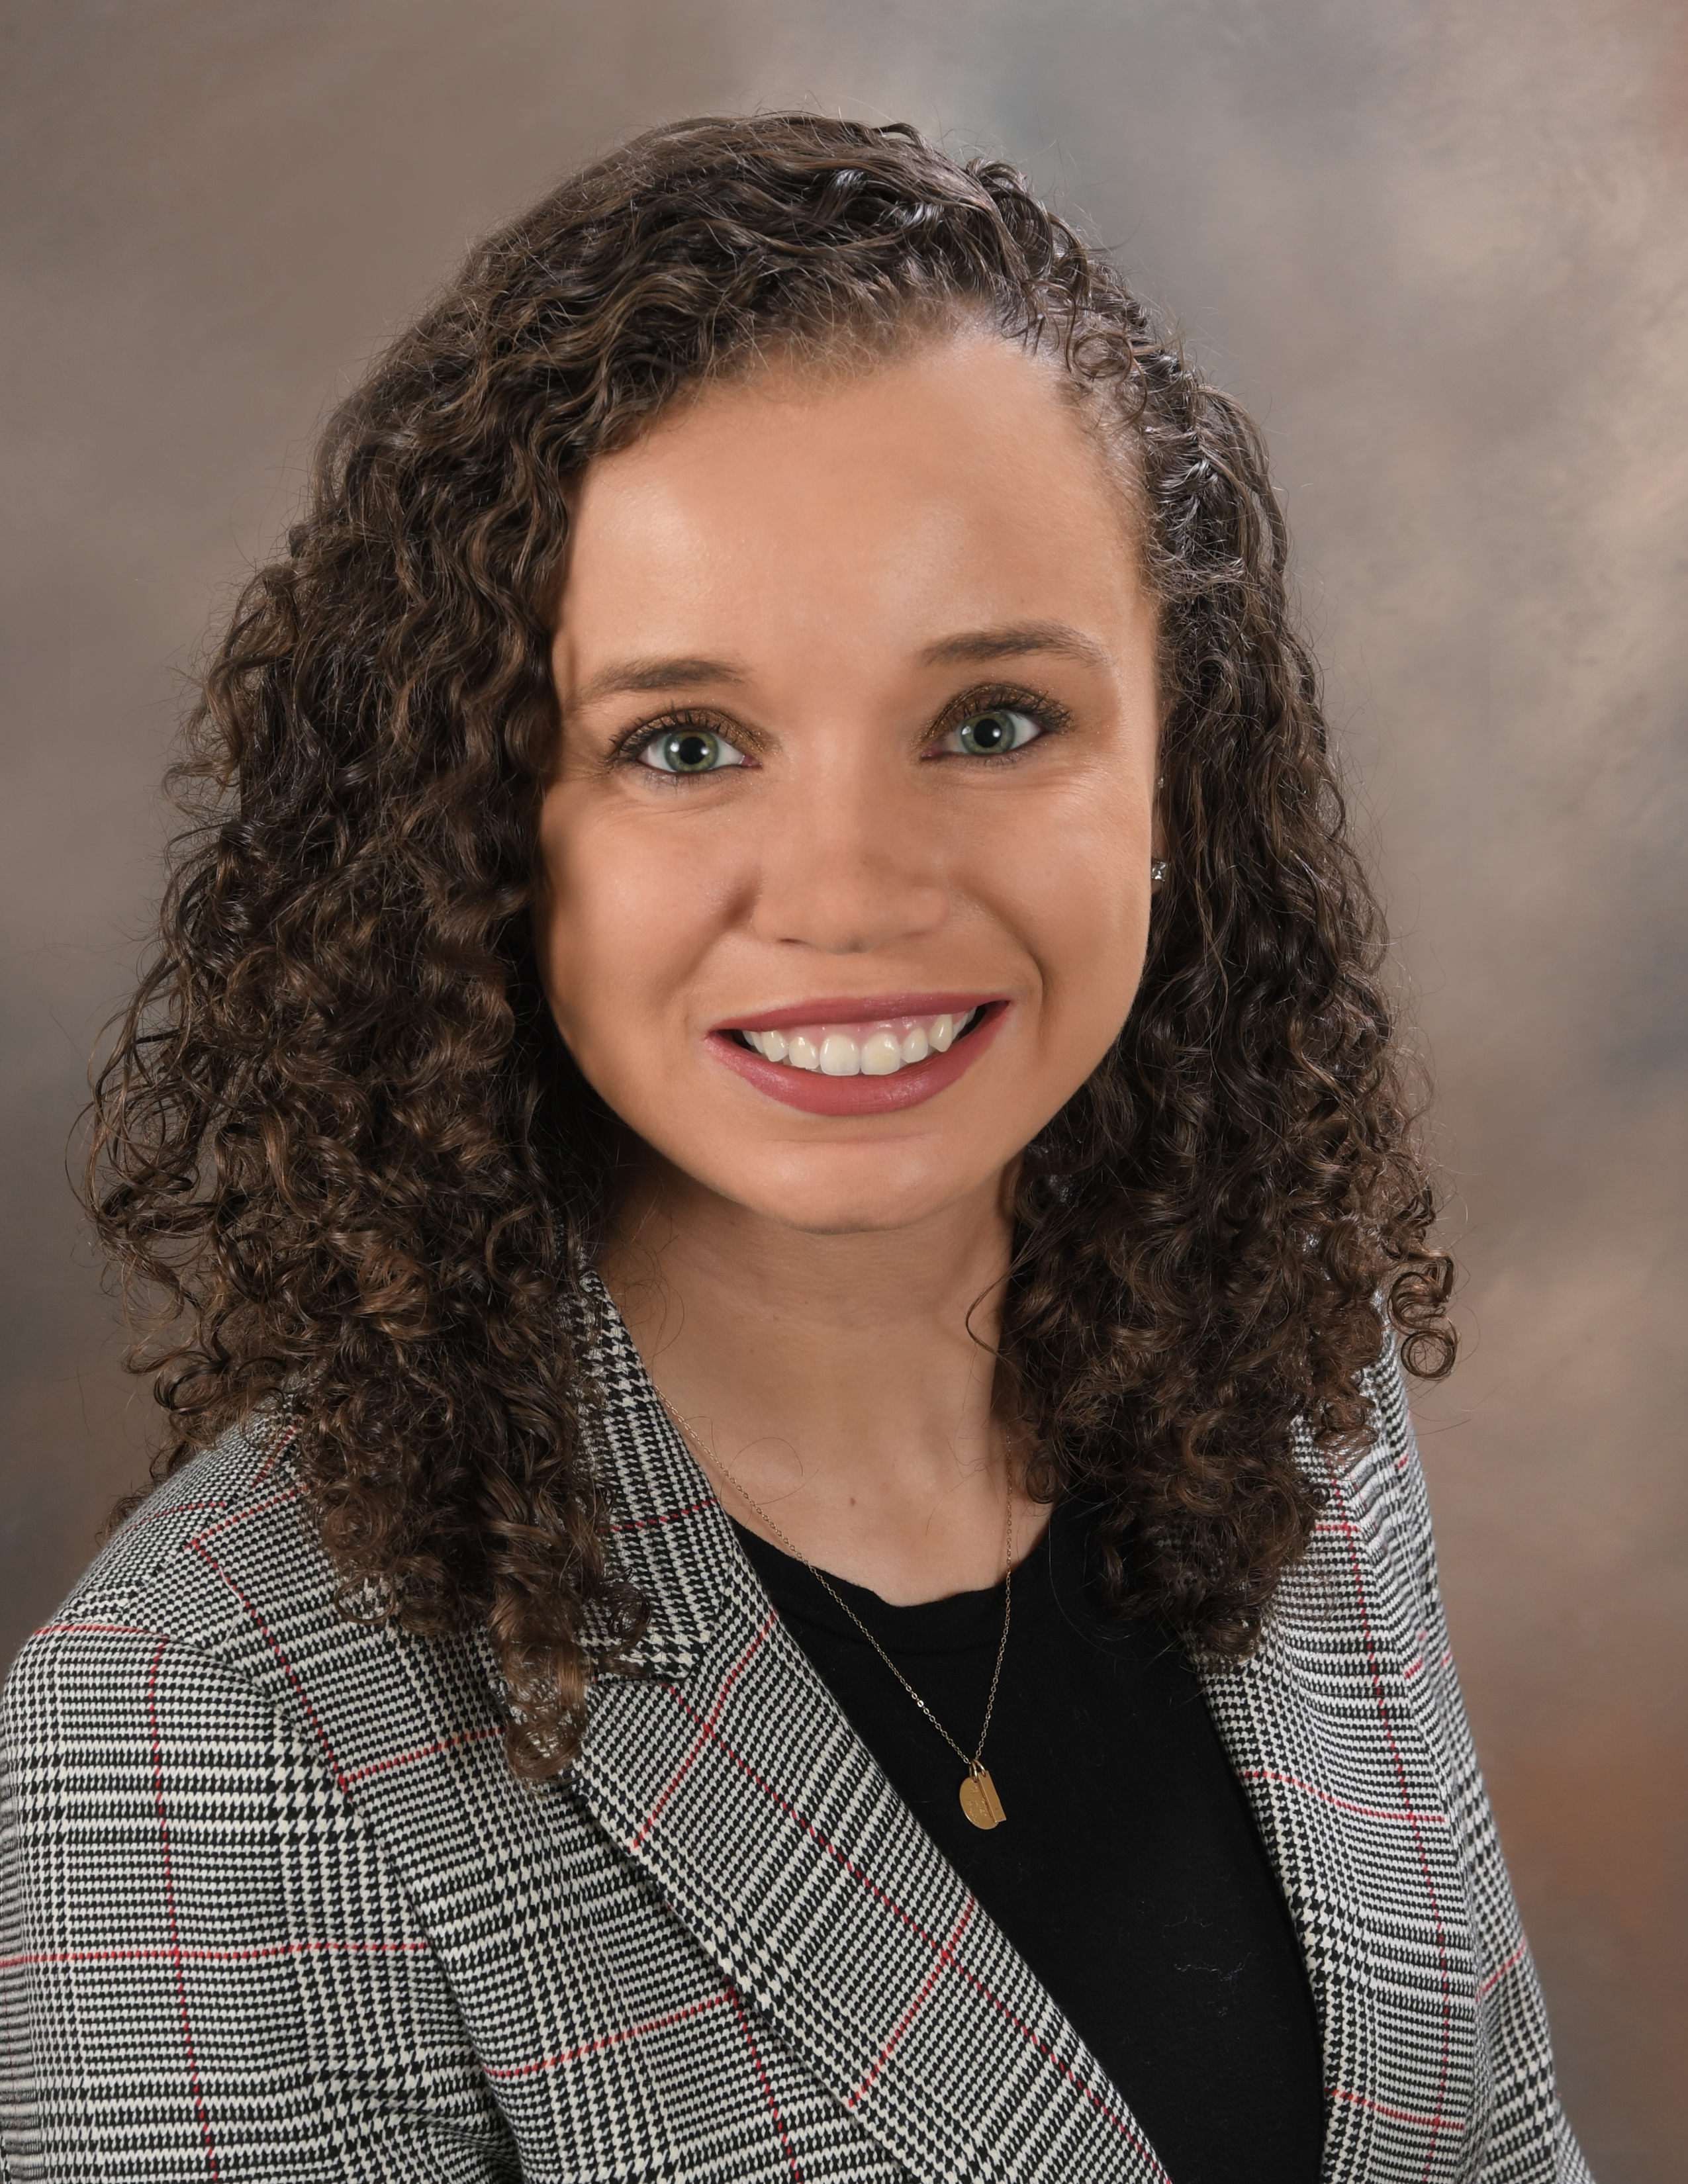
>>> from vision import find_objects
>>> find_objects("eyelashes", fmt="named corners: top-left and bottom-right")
top-left (608, 684), bottom-right (1070, 777)
top-left (926, 683), bottom-right (1072, 753)
top-left (608, 707), bottom-right (751, 774)
top-left (634, 723), bottom-right (749, 777)
top-left (934, 705), bottom-right (1043, 758)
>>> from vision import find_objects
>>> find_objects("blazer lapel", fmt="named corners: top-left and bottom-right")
top-left (1197, 1422), bottom-right (1481, 2184)
top-left (572, 1299), bottom-right (1169, 2184)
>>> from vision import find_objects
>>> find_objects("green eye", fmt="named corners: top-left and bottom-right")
top-left (951, 707), bottom-right (1041, 757)
top-left (639, 727), bottom-right (745, 775)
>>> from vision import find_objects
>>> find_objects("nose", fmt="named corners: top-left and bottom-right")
top-left (747, 758), bottom-right (951, 956)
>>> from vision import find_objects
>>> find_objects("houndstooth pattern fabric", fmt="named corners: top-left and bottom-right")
top-left (1, 1298), bottom-right (1590, 2183)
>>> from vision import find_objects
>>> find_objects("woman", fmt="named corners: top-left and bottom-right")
top-left (1, 114), bottom-right (1587, 2182)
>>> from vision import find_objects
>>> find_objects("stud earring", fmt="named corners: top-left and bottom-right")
top-left (1150, 859), bottom-right (1170, 884)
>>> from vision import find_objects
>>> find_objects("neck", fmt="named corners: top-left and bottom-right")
top-left (598, 1154), bottom-right (1043, 1604)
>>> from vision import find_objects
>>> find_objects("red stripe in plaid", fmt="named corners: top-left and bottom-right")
top-left (654, 1670), bottom-right (1165, 2172)
top-left (345, 1723), bottom-right (503, 1784)
top-left (148, 1637), bottom-right (220, 2179)
top-left (1323, 1462), bottom-right (1454, 2179)
top-left (629, 1610), bottom-right (778, 1850)
top-left (1476, 1936), bottom-right (1530, 2001)
top-left (187, 1482), bottom-right (303, 1544)
top-left (32, 1621), bottom-right (171, 1640)
top-left (187, 1539), bottom-right (350, 1792)
top-left (607, 1496), bottom-right (717, 1533)
top-left (483, 1988), bottom-right (731, 2081)
top-left (1236, 1766), bottom-right (1450, 1827)
top-left (3, 1938), bottom-right (429, 1970)
top-left (246, 1424), bottom-right (299, 1491)
top-left (1328, 2085), bottom-right (1466, 2134)
top-left (845, 1897), bottom-right (974, 2108)
top-left (727, 1982), bottom-right (804, 2182)
top-left (121, 1502), bottom-right (230, 1529)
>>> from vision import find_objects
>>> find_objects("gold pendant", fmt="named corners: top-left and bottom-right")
top-left (959, 1765), bottom-right (1007, 1830)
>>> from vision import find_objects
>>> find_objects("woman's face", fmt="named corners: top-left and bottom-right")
top-left (537, 333), bottom-right (1162, 1237)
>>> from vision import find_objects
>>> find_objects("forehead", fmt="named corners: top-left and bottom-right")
top-left (553, 336), bottom-right (1145, 684)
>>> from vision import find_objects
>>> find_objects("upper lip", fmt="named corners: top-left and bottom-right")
top-left (710, 992), bottom-right (1008, 1034)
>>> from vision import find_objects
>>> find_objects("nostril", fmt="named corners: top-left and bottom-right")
top-left (747, 849), bottom-right (950, 954)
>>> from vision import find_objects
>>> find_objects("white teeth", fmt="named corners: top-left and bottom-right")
top-left (820, 1032), bottom-right (861, 1075)
top-left (739, 1008), bottom-right (982, 1077)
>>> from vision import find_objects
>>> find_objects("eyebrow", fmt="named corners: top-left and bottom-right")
top-left (918, 621), bottom-right (1111, 673)
top-left (562, 621), bottom-right (1109, 715)
top-left (564, 655), bottom-right (749, 713)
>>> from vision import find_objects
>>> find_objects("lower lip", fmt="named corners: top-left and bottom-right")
top-left (706, 1005), bottom-right (1008, 1115)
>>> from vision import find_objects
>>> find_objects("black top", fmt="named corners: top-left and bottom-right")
top-left (732, 1496), bottom-right (1326, 2184)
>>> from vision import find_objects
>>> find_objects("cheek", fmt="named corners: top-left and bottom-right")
top-left (535, 801), bottom-right (729, 1062)
top-left (1013, 842), bottom-right (1144, 1101)
top-left (1008, 811), bottom-right (1151, 1053)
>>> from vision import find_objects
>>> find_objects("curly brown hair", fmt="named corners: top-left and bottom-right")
top-left (87, 113), bottom-right (1454, 1778)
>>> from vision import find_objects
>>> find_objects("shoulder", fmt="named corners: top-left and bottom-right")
top-left (1286, 1323), bottom-right (1444, 1657)
top-left (2, 1413), bottom-right (332, 1826)
top-left (16, 1406), bottom-right (317, 1659)
top-left (1351, 1328), bottom-right (1438, 1581)
top-left (3, 1409), bottom-right (492, 1787)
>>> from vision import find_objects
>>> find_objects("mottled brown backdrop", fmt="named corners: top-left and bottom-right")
top-left (3, 3), bottom-right (1683, 2175)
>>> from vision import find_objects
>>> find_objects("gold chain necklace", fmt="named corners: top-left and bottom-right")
top-left (654, 1390), bottom-right (1013, 1830)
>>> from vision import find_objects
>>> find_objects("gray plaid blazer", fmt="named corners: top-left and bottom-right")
top-left (2, 1302), bottom-right (1589, 2183)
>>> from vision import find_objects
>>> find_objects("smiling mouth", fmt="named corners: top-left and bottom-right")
top-left (707, 996), bottom-right (1006, 1115)
top-left (734, 1008), bottom-right (982, 1077)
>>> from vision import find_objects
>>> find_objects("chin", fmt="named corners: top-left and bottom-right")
top-left (718, 1140), bottom-right (998, 1237)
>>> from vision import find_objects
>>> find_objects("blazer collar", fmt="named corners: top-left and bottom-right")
top-left (571, 1281), bottom-right (724, 1679)
top-left (572, 1281), bottom-right (1170, 2184)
